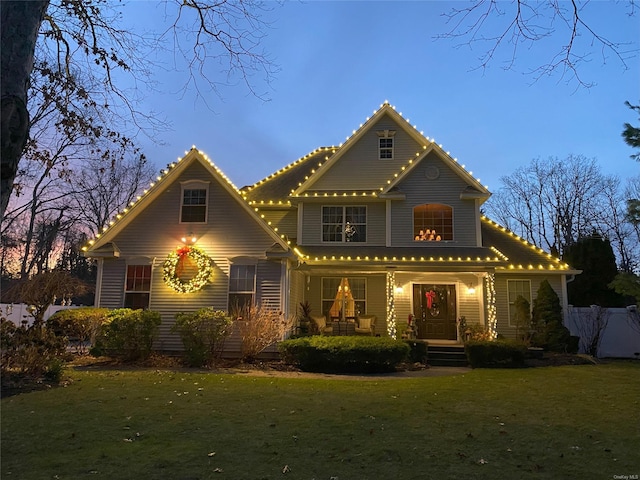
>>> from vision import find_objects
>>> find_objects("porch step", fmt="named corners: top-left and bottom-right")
top-left (427, 344), bottom-right (469, 367)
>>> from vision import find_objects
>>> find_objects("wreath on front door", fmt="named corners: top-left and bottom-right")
top-left (163, 245), bottom-right (213, 293)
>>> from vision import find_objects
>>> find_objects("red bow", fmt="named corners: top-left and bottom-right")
top-left (426, 290), bottom-right (436, 309)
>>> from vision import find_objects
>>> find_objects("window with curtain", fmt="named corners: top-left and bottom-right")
top-left (507, 279), bottom-right (531, 326)
top-left (322, 206), bottom-right (366, 242)
top-left (228, 264), bottom-right (256, 313)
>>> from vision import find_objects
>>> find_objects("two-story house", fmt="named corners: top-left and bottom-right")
top-left (84, 102), bottom-right (578, 352)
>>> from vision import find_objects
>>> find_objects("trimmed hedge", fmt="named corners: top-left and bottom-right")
top-left (46, 308), bottom-right (109, 348)
top-left (278, 336), bottom-right (410, 373)
top-left (92, 309), bottom-right (161, 361)
top-left (172, 308), bottom-right (233, 367)
top-left (465, 340), bottom-right (527, 368)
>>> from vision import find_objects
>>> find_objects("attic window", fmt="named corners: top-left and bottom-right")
top-left (377, 130), bottom-right (396, 159)
top-left (180, 180), bottom-right (209, 223)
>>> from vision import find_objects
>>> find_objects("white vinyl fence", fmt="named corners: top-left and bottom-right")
top-left (565, 305), bottom-right (640, 359)
top-left (1, 303), bottom-right (80, 327)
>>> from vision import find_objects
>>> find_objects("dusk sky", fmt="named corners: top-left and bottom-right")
top-left (122, 1), bottom-right (638, 193)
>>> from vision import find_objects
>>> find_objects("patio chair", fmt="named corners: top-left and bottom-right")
top-left (355, 315), bottom-right (376, 336)
top-left (311, 314), bottom-right (333, 335)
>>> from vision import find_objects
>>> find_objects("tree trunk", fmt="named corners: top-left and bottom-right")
top-left (0, 0), bottom-right (49, 221)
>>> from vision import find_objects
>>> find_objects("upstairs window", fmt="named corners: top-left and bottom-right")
top-left (377, 129), bottom-right (396, 159)
top-left (379, 138), bottom-right (393, 159)
top-left (181, 181), bottom-right (209, 223)
top-left (414, 204), bottom-right (453, 241)
top-left (228, 264), bottom-right (256, 313)
top-left (322, 206), bottom-right (366, 243)
top-left (124, 265), bottom-right (152, 309)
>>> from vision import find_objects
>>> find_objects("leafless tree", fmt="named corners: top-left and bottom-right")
top-left (438, 0), bottom-right (637, 88)
top-left (485, 155), bottom-right (610, 255)
top-left (570, 305), bottom-right (611, 357)
top-left (1, 0), bottom-right (276, 220)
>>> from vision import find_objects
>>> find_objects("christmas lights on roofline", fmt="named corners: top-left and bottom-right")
top-left (82, 147), bottom-right (240, 251)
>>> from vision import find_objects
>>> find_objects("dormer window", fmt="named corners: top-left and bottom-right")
top-left (181, 180), bottom-right (209, 223)
top-left (377, 130), bottom-right (396, 159)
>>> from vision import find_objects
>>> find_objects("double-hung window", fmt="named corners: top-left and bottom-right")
top-left (507, 280), bottom-right (531, 327)
top-left (322, 206), bottom-right (366, 242)
top-left (124, 265), bottom-right (152, 309)
top-left (228, 264), bottom-right (256, 313)
top-left (379, 138), bottom-right (393, 159)
top-left (181, 181), bottom-right (209, 223)
top-left (377, 129), bottom-right (395, 159)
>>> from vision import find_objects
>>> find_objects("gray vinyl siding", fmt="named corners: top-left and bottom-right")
top-left (311, 114), bottom-right (423, 191)
top-left (390, 151), bottom-right (479, 247)
top-left (289, 270), bottom-right (306, 323)
top-left (299, 201), bottom-right (386, 246)
top-left (258, 209), bottom-right (298, 240)
top-left (98, 162), bottom-right (286, 352)
top-left (256, 261), bottom-right (283, 309)
top-left (494, 273), bottom-right (564, 339)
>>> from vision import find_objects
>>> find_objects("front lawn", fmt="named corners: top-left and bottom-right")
top-left (2, 362), bottom-right (638, 479)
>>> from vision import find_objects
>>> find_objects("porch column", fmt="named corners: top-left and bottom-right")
top-left (386, 269), bottom-right (397, 338)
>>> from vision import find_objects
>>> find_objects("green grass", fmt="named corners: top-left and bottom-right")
top-left (2, 362), bottom-right (639, 480)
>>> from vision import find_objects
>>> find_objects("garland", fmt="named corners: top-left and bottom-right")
top-left (163, 245), bottom-right (213, 293)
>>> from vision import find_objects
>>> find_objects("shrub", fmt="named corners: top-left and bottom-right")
top-left (46, 308), bottom-right (109, 353)
top-left (0, 318), bottom-right (67, 379)
top-left (278, 336), bottom-right (410, 373)
top-left (532, 280), bottom-right (571, 352)
top-left (93, 309), bottom-right (161, 361)
top-left (465, 340), bottom-right (527, 368)
top-left (172, 308), bottom-right (233, 367)
top-left (234, 303), bottom-right (296, 362)
top-left (404, 340), bottom-right (428, 364)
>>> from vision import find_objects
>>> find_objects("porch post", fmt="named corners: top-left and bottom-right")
top-left (386, 269), bottom-right (397, 339)
top-left (484, 273), bottom-right (497, 339)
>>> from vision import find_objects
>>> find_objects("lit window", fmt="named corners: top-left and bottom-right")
top-left (507, 280), bottom-right (531, 327)
top-left (124, 265), bottom-right (152, 309)
top-left (322, 206), bottom-right (366, 242)
top-left (180, 181), bottom-right (209, 223)
top-left (413, 204), bottom-right (453, 241)
top-left (379, 137), bottom-right (393, 159)
top-left (321, 277), bottom-right (366, 320)
top-left (228, 264), bottom-right (256, 313)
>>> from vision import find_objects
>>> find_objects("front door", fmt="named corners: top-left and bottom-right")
top-left (412, 284), bottom-right (457, 340)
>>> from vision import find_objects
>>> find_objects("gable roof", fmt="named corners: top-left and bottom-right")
top-left (242, 102), bottom-right (491, 204)
top-left (83, 148), bottom-right (291, 254)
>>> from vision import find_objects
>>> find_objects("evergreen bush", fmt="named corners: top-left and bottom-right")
top-left (0, 318), bottom-right (67, 379)
top-left (172, 308), bottom-right (233, 367)
top-left (532, 280), bottom-right (571, 352)
top-left (92, 309), bottom-right (161, 361)
top-left (46, 307), bottom-right (109, 353)
top-left (278, 336), bottom-right (410, 373)
top-left (465, 340), bottom-right (527, 368)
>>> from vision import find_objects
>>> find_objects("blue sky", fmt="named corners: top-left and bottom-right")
top-left (123, 1), bottom-right (639, 192)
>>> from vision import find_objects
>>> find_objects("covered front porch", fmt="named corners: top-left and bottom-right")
top-left (292, 265), bottom-right (498, 342)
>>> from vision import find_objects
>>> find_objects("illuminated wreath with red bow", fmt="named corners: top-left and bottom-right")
top-left (163, 245), bottom-right (213, 293)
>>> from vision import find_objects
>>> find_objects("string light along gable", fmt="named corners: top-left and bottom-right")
top-left (481, 216), bottom-right (571, 271)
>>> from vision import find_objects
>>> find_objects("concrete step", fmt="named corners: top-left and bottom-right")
top-left (427, 345), bottom-right (468, 367)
